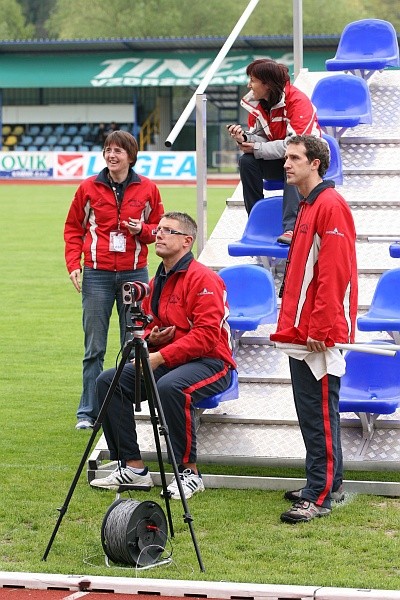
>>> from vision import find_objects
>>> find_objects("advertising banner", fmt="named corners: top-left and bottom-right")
top-left (0, 150), bottom-right (196, 181)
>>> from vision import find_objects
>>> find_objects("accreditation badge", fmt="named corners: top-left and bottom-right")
top-left (109, 231), bottom-right (127, 252)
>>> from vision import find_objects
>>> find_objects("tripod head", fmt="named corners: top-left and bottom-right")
top-left (122, 281), bottom-right (153, 336)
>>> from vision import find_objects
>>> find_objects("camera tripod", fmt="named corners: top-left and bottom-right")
top-left (42, 303), bottom-right (205, 572)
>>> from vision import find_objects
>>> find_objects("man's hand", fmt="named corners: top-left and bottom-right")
top-left (147, 325), bottom-right (175, 346)
top-left (147, 351), bottom-right (165, 370)
top-left (306, 337), bottom-right (327, 353)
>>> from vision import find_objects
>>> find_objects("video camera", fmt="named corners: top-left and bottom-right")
top-left (122, 281), bottom-right (150, 304)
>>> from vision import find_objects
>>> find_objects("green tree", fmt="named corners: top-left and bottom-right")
top-left (44, 0), bottom-right (184, 38)
top-left (18, 0), bottom-right (57, 37)
top-left (0, 0), bottom-right (35, 39)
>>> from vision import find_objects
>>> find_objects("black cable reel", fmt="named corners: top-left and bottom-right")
top-left (101, 498), bottom-right (169, 568)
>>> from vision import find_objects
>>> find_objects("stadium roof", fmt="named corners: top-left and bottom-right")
top-left (0, 35), bottom-right (342, 88)
top-left (0, 34), bottom-right (342, 54)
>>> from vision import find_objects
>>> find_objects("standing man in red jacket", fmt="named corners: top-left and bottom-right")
top-left (64, 130), bottom-right (164, 430)
top-left (227, 59), bottom-right (322, 245)
top-left (270, 135), bottom-right (358, 523)
top-left (90, 212), bottom-right (236, 499)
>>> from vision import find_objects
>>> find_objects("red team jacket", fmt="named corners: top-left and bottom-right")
top-left (142, 254), bottom-right (236, 370)
top-left (241, 82), bottom-right (322, 160)
top-left (64, 168), bottom-right (164, 273)
top-left (271, 181), bottom-right (358, 347)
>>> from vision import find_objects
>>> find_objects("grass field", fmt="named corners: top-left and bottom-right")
top-left (1, 183), bottom-right (400, 591)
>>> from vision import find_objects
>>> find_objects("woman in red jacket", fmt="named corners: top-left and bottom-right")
top-left (64, 130), bottom-right (164, 429)
top-left (227, 58), bottom-right (322, 245)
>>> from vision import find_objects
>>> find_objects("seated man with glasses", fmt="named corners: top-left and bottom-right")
top-left (91, 212), bottom-right (236, 499)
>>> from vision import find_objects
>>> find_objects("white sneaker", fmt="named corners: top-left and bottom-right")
top-left (75, 419), bottom-right (93, 430)
top-left (90, 466), bottom-right (154, 491)
top-left (163, 469), bottom-right (205, 500)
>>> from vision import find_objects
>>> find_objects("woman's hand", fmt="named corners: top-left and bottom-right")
top-left (226, 124), bottom-right (247, 144)
top-left (122, 219), bottom-right (142, 236)
top-left (69, 269), bottom-right (81, 292)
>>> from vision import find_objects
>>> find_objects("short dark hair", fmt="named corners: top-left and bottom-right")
top-left (162, 212), bottom-right (197, 241)
top-left (103, 130), bottom-right (139, 167)
top-left (246, 59), bottom-right (290, 107)
top-left (286, 135), bottom-right (330, 177)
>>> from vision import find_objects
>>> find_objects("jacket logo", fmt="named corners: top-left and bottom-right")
top-left (326, 227), bottom-right (344, 237)
top-left (198, 288), bottom-right (214, 296)
top-left (300, 223), bottom-right (309, 233)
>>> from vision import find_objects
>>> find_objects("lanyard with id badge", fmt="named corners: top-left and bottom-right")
top-left (109, 177), bottom-right (127, 252)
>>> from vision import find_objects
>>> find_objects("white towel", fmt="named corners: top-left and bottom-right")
top-left (274, 342), bottom-right (346, 380)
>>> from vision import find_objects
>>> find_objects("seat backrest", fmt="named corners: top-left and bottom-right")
top-left (219, 264), bottom-right (277, 321)
top-left (341, 346), bottom-right (400, 401)
top-left (41, 125), bottom-right (53, 136)
top-left (366, 268), bottom-right (400, 318)
top-left (27, 125), bottom-right (40, 136)
top-left (335, 19), bottom-right (399, 64)
top-left (5, 135), bottom-right (18, 146)
top-left (241, 196), bottom-right (283, 242)
top-left (322, 133), bottom-right (343, 184)
top-left (311, 75), bottom-right (372, 119)
top-left (389, 243), bottom-right (400, 259)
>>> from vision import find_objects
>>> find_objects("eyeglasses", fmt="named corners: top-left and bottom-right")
top-left (152, 226), bottom-right (189, 236)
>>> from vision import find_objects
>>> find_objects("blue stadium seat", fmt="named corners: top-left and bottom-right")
top-left (339, 342), bottom-right (400, 436)
top-left (79, 125), bottom-right (91, 136)
top-left (79, 145), bottom-right (90, 152)
top-left (33, 135), bottom-right (45, 146)
top-left (41, 125), bottom-right (53, 136)
top-left (219, 264), bottom-right (277, 334)
top-left (326, 19), bottom-right (400, 81)
top-left (357, 268), bottom-right (400, 342)
top-left (262, 133), bottom-right (343, 191)
top-left (54, 125), bottom-right (66, 135)
top-left (66, 125), bottom-right (78, 135)
top-left (91, 144), bottom-right (103, 152)
top-left (20, 135), bottom-right (33, 147)
top-left (195, 369), bottom-right (239, 410)
top-left (71, 135), bottom-right (84, 145)
top-left (58, 135), bottom-right (72, 147)
top-left (263, 178), bottom-right (284, 192)
top-left (322, 132), bottom-right (343, 185)
top-left (46, 135), bottom-right (58, 146)
top-left (389, 243), bottom-right (400, 258)
top-left (27, 125), bottom-right (40, 136)
top-left (228, 196), bottom-right (290, 261)
top-left (311, 74), bottom-right (373, 140)
top-left (65, 145), bottom-right (77, 151)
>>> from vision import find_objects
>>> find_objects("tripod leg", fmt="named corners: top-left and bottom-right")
top-left (139, 343), bottom-right (205, 573)
top-left (42, 341), bottom-right (133, 561)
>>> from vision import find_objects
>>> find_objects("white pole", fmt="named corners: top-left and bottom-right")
top-left (196, 94), bottom-right (208, 256)
top-left (165, 0), bottom-right (260, 147)
top-left (293, 0), bottom-right (303, 79)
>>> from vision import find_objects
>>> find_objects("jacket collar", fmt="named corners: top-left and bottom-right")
top-left (304, 180), bottom-right (335, 205)
top-left (95, 166), bottom-right (141, 186)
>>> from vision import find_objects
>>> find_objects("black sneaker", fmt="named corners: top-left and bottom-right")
top-left (277, 230), bottom-right (293, 245)
top-left (284, 484), bottom-right (345, 504)
top-left (280, 499), bottom-right (331, 524)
